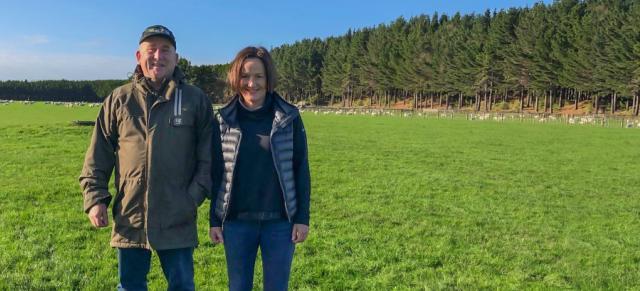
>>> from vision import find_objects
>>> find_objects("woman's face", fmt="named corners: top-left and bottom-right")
top-left (239, 58), bottom-right (267, 109)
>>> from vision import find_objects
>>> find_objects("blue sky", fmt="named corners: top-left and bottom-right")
top-left (0, 0), bottom-right (551, 80)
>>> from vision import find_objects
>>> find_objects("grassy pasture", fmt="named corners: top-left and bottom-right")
top-left (1, 103), bottom-right (639, 290)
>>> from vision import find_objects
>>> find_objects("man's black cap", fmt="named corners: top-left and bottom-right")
top-left (139, 25), bottom-right (176, 48)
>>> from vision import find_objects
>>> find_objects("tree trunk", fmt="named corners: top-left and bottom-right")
top-left (549, 89), bottom-right (554, 114)
top-left (458, 92), bottom-right (463, 109)
top-left (430, 93), bottom-right (434, 109)
top-left (625, 98), bottom-right (629, 111)
top-left (483, 89), bottom-right (488, 111)
top-left (575, 90), bottom-right (579, 110)
top-left (611, 92), bottom-right (616, 114)
top-left (384, 90), bottom-right (388, 108)
top-left (535, 93), bottom-right (539, 113)
top-left (520, 89), bottom-right (524, 112)
top-left (594, 95), bottom-right (599, 115)
top-left (489, 87), bottom-right (493, 111)
top-left (504, 88), bottom-right (508, 104)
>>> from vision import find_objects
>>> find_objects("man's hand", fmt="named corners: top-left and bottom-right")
top-left (209, 227), bottom-right (224, 244)
top-left (87, 203), bottom-right (108, 228)
top-left (291, 224), bottom-right (309, 244)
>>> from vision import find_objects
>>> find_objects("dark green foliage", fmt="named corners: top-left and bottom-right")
top-left (5, 0), bottom-right (640, 114)
top-left (0, 58), bottom-right (229, 104)
top-left (0, 79), bottom-right (127, 102)
top-left (270, 0), bottom-right (640, 114)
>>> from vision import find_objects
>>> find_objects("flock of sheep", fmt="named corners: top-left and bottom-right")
top-left (2, 100), bottom-right (639, 128)
top-left (0, 100), bottom-right (101, 107)
top-left (300, 107), bottom-right (640, 128)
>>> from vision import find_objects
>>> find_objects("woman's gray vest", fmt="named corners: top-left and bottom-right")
top-left (214, 95), bottom-right (299, 223)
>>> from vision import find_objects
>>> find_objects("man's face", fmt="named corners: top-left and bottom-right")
top-left (136, 36), bottom-right (178, 83)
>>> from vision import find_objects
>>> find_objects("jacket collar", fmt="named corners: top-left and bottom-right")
top-left (133, 65), bottom-right (186, 102)
top-left (218, 92), bottom-right (299, 128)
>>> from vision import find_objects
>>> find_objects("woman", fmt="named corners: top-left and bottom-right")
top-left (209, 46), bottom-right (311, 291)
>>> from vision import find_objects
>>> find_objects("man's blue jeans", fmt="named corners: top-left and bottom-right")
top-left (223, 219), bottom-right (295, 291)
top-left (117, 247), bottom-right (195, 291)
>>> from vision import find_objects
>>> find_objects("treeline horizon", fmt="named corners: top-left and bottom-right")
top-left (3, 0), bottom-right (640, 115)
top-left (0, 60), bottom-right (229, 103)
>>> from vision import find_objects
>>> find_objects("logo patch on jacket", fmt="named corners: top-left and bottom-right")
top-left (172, 116), bottom-right (183, 126)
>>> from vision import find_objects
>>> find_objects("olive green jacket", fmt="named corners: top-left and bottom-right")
top-left (79, 66), bottom-right (214, 250)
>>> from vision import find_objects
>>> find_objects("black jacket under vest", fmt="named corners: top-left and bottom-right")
top-left (210, 92), bottom-right (311, 226)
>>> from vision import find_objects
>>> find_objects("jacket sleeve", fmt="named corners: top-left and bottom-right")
top-left (292, 116), bottom-right (311, 225)
top-left (209, 112), bottom-right (224, 227)
top-left (79, 94), bottom-right (118, 213)
top-left (187, 92), bottom-right (214, 207)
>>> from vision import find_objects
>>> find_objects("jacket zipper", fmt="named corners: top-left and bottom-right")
top-left (141, 86), bottom-right (176, 248)
top-left (142, 90), bottom-right (152, 248)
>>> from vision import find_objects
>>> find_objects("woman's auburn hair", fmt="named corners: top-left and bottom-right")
top-left (227, 46), bottom-right (277, 95)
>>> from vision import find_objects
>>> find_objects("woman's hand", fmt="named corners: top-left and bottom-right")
top-left (291, 224), bottom-right (309, 243)
top-left (209, 227), bottom-right (224, 244)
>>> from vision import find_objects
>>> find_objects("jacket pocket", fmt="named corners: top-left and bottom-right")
top-left (160, 187), bottom-right (197, 229)
top-left (113, 178), bottom-right (144, 228)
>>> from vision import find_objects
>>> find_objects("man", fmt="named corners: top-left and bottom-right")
top-left (79, 25), bottom-right (213, 290)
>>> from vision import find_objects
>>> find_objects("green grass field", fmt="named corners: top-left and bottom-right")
top-left (1, 103), bottom-right (639, 290)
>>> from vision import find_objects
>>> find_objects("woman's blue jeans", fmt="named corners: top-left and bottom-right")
top-left (222, 219), bottom-right (295, 291)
